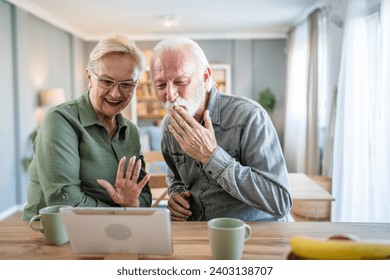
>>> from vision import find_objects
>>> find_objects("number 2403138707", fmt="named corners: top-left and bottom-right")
top-left (209, 266), bottom-right (273, 276)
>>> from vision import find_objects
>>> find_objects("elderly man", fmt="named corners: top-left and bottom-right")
top-left (150, 37), bottom-right (292, 221)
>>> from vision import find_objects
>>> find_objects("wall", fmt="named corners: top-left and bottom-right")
top-left (0, 1), bottom-right (86, 217)
top-left (0, 0), bottom-right (18, 218)
top-left (253, 40), bottom-right (287, 144)
top-left (72, 36), bottom-right (88, 98)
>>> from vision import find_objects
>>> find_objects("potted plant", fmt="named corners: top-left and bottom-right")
top-left (258, 87), bottom-right (276, 113)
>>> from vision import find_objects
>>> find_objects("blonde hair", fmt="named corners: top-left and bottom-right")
top-left (87, 33), bottom-right (146, 80)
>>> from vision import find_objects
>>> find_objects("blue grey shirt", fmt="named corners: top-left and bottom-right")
top-left (161, 88), bottom-right (292, 221)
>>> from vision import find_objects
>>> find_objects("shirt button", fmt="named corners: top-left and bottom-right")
top-left (62, 193), bottom-right (69, 201)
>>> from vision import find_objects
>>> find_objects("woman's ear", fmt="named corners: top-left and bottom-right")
top-left (86, 68), bottom-right (92, 89)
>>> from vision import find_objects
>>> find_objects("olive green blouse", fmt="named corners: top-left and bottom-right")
top-left (22, 92), bottom-right (151, 220)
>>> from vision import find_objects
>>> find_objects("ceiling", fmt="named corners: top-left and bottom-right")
top-left (7, 0), bottom-right (325, 41)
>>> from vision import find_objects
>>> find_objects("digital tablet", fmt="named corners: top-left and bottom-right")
top-left (60, 207), bottom-right (173, 255)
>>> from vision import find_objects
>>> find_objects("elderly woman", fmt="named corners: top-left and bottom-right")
top-left (23, 34), bottom-right (151, 220)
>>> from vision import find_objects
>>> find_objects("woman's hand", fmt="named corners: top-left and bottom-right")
top-left (97, 156), bottom-right (150, 207)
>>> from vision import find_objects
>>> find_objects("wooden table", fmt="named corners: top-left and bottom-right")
top-left (288, 173), bottom-right (334, 201)
top-left (1, 221), bottom-right (389, 260)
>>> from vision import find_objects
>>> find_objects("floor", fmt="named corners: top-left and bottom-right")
top-left (2, 211), bottom-right (22, 222)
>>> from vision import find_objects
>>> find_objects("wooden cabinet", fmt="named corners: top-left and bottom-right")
top-left (136, 70), bottom-right (165, 122)
top-left (127, 64), bottom-right (231, 125)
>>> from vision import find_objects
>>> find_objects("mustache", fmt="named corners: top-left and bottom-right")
top-left (165, 99), bottom-right (188, 110)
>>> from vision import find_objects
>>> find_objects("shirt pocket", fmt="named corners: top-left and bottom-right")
top-left (171, 153), bottom-right (189, 185)
top-left (172, 153), bottom-right (186, 165)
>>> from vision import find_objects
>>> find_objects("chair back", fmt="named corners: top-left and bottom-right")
top-left (143, 151), bottom-right (165, 173)
top-left (143, 151), bottom-right (169, 207)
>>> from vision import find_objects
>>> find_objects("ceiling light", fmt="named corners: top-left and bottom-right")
top-left (163, 15), bottom-right (179, 28)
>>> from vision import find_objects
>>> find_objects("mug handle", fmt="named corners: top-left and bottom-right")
top-left (30, 214), bottom-right (44, 233)
top-left (244, 224), bottom-right (252, 241)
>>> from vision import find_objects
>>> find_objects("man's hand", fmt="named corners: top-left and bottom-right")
top-left (167, 191), bottom-right (193, 221)
top-left (97, 156), bottom-right (150, 207)
top-left (168, 106), bottom-right (217, 163)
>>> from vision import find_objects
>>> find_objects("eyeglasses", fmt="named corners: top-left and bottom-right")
top-left (90, 71), bottom-right (138, 93)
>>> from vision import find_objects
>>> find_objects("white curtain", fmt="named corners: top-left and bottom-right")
top-left (381, 0), bottom-right (390, 222)
top-left (380, 0), bottom-right (390, 222)
top-left (332, 0), bottom-right (390, 222)
top-left (284, 9), bottom-right (327, 175)
top-left (284, 20), bottom-right (309, 173)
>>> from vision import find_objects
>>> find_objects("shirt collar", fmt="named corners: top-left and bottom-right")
top-left (206, 87), bottom-right (221, 125)
top-left (77, 92), bottom-right (99, 127)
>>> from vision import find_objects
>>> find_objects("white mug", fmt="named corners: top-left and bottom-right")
top-left (30, 205), bottom-right (71, 245)
top-left (208, 217), bottom-right (252, 260)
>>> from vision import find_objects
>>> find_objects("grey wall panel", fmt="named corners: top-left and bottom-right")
top-left (0, 0), bottom-right (18, 213)
top-left (14, 9), bottom-right (75, 205)
top-left (253, 39), bottom-right (287, 145)
top-left (253, 39), bottom-right (286, 107)
top-left (72, 36), bottom-right (88, 98)
top-left (233, 40), bottom-right (253, 99)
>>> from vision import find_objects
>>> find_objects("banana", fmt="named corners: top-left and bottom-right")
top-left (290, 235), bottom-right (390, 260)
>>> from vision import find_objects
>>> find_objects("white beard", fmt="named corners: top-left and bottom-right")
top-left (165, 81), bottom-right (205, 117)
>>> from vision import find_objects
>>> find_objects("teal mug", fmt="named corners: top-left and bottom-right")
top-left (30, 205), bottom-right (71, 245)
top-left (208, 217), bottom-right (252, 260)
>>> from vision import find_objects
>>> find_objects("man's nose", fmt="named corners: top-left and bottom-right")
top-left (166, 83), bottom-right (179, 102)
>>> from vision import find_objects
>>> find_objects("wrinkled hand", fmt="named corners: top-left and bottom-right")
top-left (168, 106), bottom-right (217, 163)
top-left (167, 191), bottom-right (193, 221)
top-left (97, 156), bottom-right (150, 207)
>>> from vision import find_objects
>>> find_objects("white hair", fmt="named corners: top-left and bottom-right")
top-left (151, 37), bottom-right (215, 91)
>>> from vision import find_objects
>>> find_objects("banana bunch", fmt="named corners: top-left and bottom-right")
top-left (290, 235), bottom-right (390, 260)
